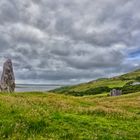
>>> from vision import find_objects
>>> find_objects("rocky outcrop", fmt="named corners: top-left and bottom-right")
top-left (0, 59), bottom-right (15, 93)
top-left (110, 89), bottom-right (122, 96)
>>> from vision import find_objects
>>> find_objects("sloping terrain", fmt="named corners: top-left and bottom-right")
top-left (51, 69), bottom-right (140, 96)
top-left (0, 92), bottom-right (139, 139)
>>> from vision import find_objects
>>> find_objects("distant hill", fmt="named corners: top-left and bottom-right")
top-left (50, 69), bottom-right (140, 96)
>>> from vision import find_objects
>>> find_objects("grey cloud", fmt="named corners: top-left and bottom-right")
top-left (63, 47), bottom-right (124, 69)
top-left (0, 0), bottom-right (19, 24)
top-left (0, 0), bottom-right (139, 84)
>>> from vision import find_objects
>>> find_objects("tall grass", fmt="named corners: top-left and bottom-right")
top-left (0, 92), bottom-right (139, 139)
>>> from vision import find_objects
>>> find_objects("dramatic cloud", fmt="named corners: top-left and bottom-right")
top-left (0, 0), bottom-right (140, 84)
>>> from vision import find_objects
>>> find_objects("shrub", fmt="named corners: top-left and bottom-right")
top-left (64, 86), bottom-right (111, 96)
top-left (122, 84), bottom-right (140, 94)
top-left (135, 76), bottom-right (140, 82)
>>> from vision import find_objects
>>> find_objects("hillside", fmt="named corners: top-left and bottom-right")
top-left (51, 69), bottom-right (140, 96)
top-left (0, 92), bottom-right (139, 139)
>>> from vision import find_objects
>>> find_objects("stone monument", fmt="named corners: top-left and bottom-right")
top-left (0, 59), bottom-right (15, 93)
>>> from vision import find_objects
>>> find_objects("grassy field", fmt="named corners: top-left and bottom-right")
top-left (0, 91), bottom-right (140, 140)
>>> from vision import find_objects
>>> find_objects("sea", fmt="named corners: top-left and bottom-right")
top-left (15, 84), bottom-right (64, 92)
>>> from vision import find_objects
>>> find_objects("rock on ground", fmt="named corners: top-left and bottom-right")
top-left (110, 89), bottom-right (122, 96)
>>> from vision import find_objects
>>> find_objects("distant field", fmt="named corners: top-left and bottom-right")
top-left (51, 69), bottom-right (140, 96)
top-left (0, 92), bottom-right (139, 140)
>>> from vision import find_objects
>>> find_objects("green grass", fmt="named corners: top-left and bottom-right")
top-left (0, 91), bottom-right (140, 139)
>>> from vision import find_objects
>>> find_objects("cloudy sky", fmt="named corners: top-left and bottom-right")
top-left (0, 0), bottom-right (140, 84)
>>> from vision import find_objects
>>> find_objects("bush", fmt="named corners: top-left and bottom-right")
top-left (135, 76), bottom-right (140, 82)
top-left (86, 86), bottom-right (110, 95)
top-left (64, 86), bottom-right (111, 96)
top-left (122, 84), bottom-right (140, 94)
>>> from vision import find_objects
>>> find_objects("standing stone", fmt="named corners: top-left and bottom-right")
top-left (0, 59), bottom-right (15, 93)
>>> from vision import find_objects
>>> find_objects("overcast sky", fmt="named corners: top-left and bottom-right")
top-left (0, 0), bottom-right (140, 84)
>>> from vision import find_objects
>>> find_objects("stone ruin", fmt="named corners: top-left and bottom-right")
top-left (0, 59), bottom-right (15, 93)
top-left (110, 89), bottom-right (122, 96)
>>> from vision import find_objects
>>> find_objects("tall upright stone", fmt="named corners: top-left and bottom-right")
top-left (0, 59), bottom-right (15, 93)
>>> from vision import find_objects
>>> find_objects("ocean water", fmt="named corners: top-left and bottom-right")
top-left (15, 84), bottom-right (63, 92)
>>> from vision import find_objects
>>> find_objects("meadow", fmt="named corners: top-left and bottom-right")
top-left (0, 91), bottom-right (139, 140)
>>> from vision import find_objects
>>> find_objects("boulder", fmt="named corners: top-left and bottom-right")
top-left (0, 59), bottom-right (15, 93)
top-left (110, 89), bottom-right (122, 96)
